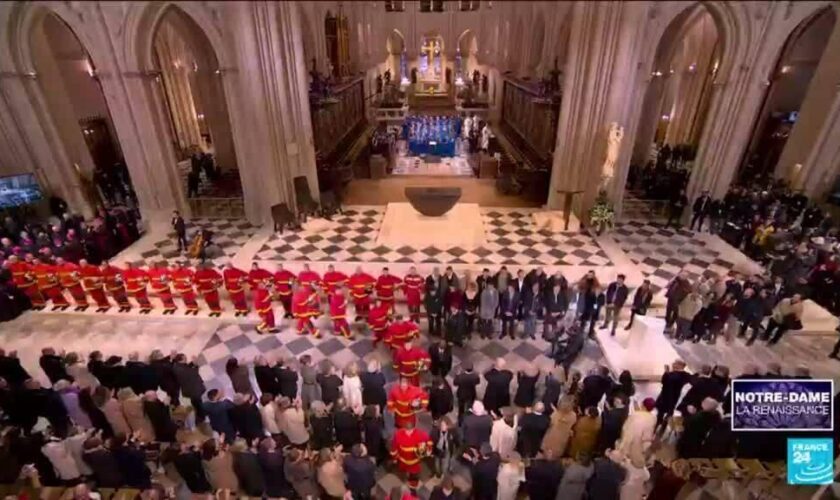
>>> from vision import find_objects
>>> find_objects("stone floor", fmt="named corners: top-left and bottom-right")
top-left (1, 202), bottom-right (838, 498)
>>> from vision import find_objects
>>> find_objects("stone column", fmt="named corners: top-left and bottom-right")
top-left (776, 20), bottom-right (840, 187)
top-left (190, 65), bottom-right (238, 170)
top-left (798, 90), bottom-right (840, 197)
top-left (154, 23), bottom-right (202, 153)
top-left (547, 1), bottom-right (625, 217)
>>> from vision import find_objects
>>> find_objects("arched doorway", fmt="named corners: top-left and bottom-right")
top-left (456, 29), bottom-right (479, 86)
top-left (624, 4), bottom-right (721, 216)
top-left (386, 29), bottom-right (406, 83)
top-left (148, 6), bottom-right (241, 215)
top-left (737, 8), bottom-right (836, 184)
top-left (29, 12), bottom-right (137, 214)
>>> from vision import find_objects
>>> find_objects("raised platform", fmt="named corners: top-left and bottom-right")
top-left (594, 315), bottom-right (683, 381)
top-left (532, 210), bottom-right (582, 233)
top-left (375, 202), bottom-right (486, 250)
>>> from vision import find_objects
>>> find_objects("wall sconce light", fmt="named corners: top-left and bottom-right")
top-left (25, 71), bottom-right (37, 79)
top-left (669, 68), bottom-right (675, 75)
top-left (781, 65), bottom-right (793, 74)
top-left (193, 61), bottom-right (199, 73)
top-left (661, 114), bottom-right (671, 122)
top-left (651, 70), bottom-right (663, 77)
top-left (688, 63), bottom-right (697, 73)
top-left (85, 58), bottom-right (95, 78)
top-left (197, 113), bottom-right (205, 120)
top-left (763, 79), bottom-right (771, 87)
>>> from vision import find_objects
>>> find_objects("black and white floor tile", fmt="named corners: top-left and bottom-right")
top-left (255, 207), bottom-right (613, 267)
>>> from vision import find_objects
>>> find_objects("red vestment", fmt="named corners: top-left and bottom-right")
top-left (34, 263), bottom-right (69, 307)
top-left (248, 267), bottom-right (273, 290)
top-left (297, 270), bottom-right (322, 289)
top-left (171, 268), bottom-right (198, 311)
top-left (368, 302), bottom-right (390, 344)
top-left (123, 268), bottom-right (152, 310)
top-left (348, 272), bottom-right (375, 316)
top-left (148, 268), bottom-right (176, 312)
top-left (391, 428), bottom-right (432, 477)
top-left (292, 286), bottom-right (319, 337)
top-left (223, 267), bottom-right (249, 313)
top-left (322, 270), bottom-right (348, 294)
top-left (58, 263), bottom-right (88, 307)
top-left (272, 269), bottom-right (295, 315)
top-left (195, 268), bottom-right (223, 313)
top-left (387, 383), bottom-right (429, 428)
top-left (386, 320), bottom-right (420, 352)
top-left (329, 292), bottom-right (351, 338)
top-left (80, 264), bottom-right (110, 309)
top-left (376, 274), bottom-right (402, 309)
top-left (393, 346), bottom-right (431, 386)
top-left (8, 261), bottom-right (44, 307)
top-left (102, 265), bottom-right (131, 308)
top-left (253, 286), bottom-right (275, 332)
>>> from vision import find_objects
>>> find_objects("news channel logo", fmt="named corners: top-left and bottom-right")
top-left (787, 438), bottom-right (834, 485)
top-left (731, 379), bottom-right (833, 431)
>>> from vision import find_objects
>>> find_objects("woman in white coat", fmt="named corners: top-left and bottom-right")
top-left (341, 362), bottom-right (363, 410)
top-left (496, 452), bottom-right (525, 500)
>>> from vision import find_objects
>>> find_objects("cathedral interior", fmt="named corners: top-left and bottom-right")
top-left (0, 1), bottom-right (840, 498)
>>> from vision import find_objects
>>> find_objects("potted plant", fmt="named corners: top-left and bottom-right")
top-left (589, 190), bottom-right (615, 235)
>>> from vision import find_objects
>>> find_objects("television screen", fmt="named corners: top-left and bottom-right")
top-left (0, 173), bottom-right (43, 209)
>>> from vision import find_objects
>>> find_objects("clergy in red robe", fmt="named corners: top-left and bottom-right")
top-left (329, 286), bottom-right (352, 339)
top-left (57, 258), bottom-right (88, 310)
top-left (387, 377), bottom-right (429, 428)
top-left (292, 285), bottom-right (320, 337)
top-left (171, 263), bottom-right (199, 314)
top-left (34, 259), bottom-right (69, 310)
top-left (348, 267), bottom-right (376, 320)
top-left (195, 264), bottom-right (223, 316)
top-left (393, 339), bottom-right (431, 386)
top-left (368, 301), bottom-right (390, 345)
top-left (148, 262), bottom-right (177, 314)
top-left (322, 264), bottom-right (348, 294)
top-left (297, 263), bottom-right (322, 290)
top-left (375, 268), bottom-right (402, 312)
top-left (6, 256), bottom-right (45, 309)
top-left (80, 260), bottom-right (111, 311)
top-left (101, 262), bottom-right (131, 311)
top-left (272, 264), bottom-right (295, 318)
top-left (248, 263), bottom-right (273, 290)
top-left (254, 283), bottom-right (277, 333)
top-left (403, 267), bottom-right (424, 323)
top-left (123, 263), bottom-right (152, 313)
top-left (223, 263), bottom-right (249, 316)
top-left (390, 422), bottom-right (432, 489)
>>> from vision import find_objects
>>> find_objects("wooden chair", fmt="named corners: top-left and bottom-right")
top-left (293, 176), bottom-right (319, 221)
top-left (319, 189), bottom-right (343, 219)
top-left (271, 203), bottom-right (299, 233)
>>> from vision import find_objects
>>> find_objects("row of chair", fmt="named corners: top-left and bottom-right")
top-left (270, 176), bottom-right (344, 233)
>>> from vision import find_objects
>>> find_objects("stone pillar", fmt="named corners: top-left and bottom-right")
top-left (776, 20), bottom-right (840, 187)
top-left (154, 23), bottom-right (202, 153)
top-left (798, 91), bottom-right (840, 197)
top-left (190, 67), bottom-right (238, 170)
top-left (547, 1), bottom-right (625, 217)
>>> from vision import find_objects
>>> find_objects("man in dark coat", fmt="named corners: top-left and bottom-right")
top-left (429, 341), bottom-right (453, 378)
top-left (344, 444), bottom-right (377, 500)
top-left (578, 366), bottom-right (612, 411)
top-left (655, 360), bottom-right (692, 432)
top-left (360, 364), bottom-right (387, 411)
top-left (690, 190), bottom-right (712, 231)
top-left (173, 447), bottom-right (212, 494)
top-left (678, 398), bottom-right (722, 458)
top-left (425, 287), bottom-right (444, 336)
top-left (39, 348), bottom-right (71, 384)
top-left (664, 273), bottom-right (691, 332)
top-left (596, 396), bottom-right (629, 454)
top-left (444, 307), bottom-right (468, 346)
top-left (254, 360), bottom-right (280, 396)
top-left (499, 283), bottom-right (520, 339)
top-left (524, 449), bottom-right (563, 500)
top-left (172, 354), bottom-right (206, 422)
top-left (677, 365), bottom-right (721, 414)
top-left (110, 434), bottom-right (151, 489)
top-left (461, 402), bottom-right (493, 450)
top-left (82, 437), bottom-right (123, 487)
top-left (203, 389), bottom-right (235, 442)
top-left (517, 401), bottom-right (550, 458)
top-left (230, 394), bottom-right (264, 443)
top-left (600, 274), bottom-right (629, 336)
top-left (333, 403), bottom-right (362, 449)
top-left (171, 211), bottom-right (188, 252)
top-left (0, 349), bottom-right (30, 387)
top-left (275, 358), bottom-right (299, 400)
top-left (468, 443), bottom-right (500, 500)
top-left (123, 353), bottom-right (157, 395)
top-left (482, 360), bottom-right (513, 414)
top-left (21, 379), bottom-right (70, 437)
top-left (149, 352), bottom-right (180, 406)
top-left (543, 282), bottom-right (567, 339)
top-left (142, 392), bottom-right (178, 442)
top-left (453, 361), bottom-right (480, 424)
top-left (587, 453), bottom-right (627, 500)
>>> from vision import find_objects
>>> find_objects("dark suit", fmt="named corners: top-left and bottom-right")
top-left (518, 412), bottom-right (550, 458)
top-left (482, 368), bottom-right (513, 414)
top-left (453, 371), bottom-right (480, 422)
top-left (543, 289), bottom-right (567, 338)
top-left (429, 343), bottom-right (453, 377)
top-left (172, 216), bottom-right (187, 251)
top-left (499, 289), bottom-right (520, 338)
top-left (691, 195), bottom-right (711, 231)
top-left (655, 369), bottom-right (692, 430)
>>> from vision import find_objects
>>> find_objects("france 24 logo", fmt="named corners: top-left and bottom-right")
top-left (787, 438), bottom-right (834, 485)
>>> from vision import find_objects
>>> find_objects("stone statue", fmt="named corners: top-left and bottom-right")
top-left (384, 69), bottom-right (391, 85)
top-left (601, 122), bottom-right (624, 189)
top-left (481, 74), bottom-right (488, 94)
top-left (480, 123), bottom-right (491, 151)
top-left (462, 115), bottom-right (473, 140)
top-left (376, 74), bottom-right (383, 94)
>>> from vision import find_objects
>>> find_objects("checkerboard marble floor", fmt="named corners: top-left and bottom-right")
top-left (114, 218), bottom-right (258, 269)
top-left (255, 207), bottom-right (612, 267)
top-left (606, 220), bottom-right (762, 293)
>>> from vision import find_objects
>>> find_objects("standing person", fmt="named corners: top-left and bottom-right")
top-left (171, 211), bottom-right (187, 253)
top-left (518, 402), bottom-right (550, 458)
top-left (430, 417), bottom-right (460, 478)
top-left (600, 274), bottom-right (628, 336)
top-left (544, 282), bottom-right (567, 339)
top-left (391, 421), bottom-right (432, 491)
top-left (292, 284), bottom-right (320, 337)
top-left (664, 273), bottom-right (691, 334)
top-left (444, 305), bottom-right (467, 347)
top-left (490, 409), bottom-right (518, 458)
top-left (225, 357), bottom-right (255, 397)
top-left (56, 259), bottom-right (89, 311)
top-left (275, 357), bottom-right (298, 400)
top-left (203, 390), bottom-right (235, 441)
top-left (403, 266), bottom-right (425, 323)
top-left (596, 396), bottom-right (629, 454)
top-left (482, 359), bottom-right (513, 415)
top-left (317, 363), bottom-right (343, 406)
top-left (362, 405), bottom-right (386, 464)
top-left (524, 449), bottom-right (562, 500)
top-left (429, 341), bottom-right (453, 378)
top-left (428, 376), bottom-right (454, 422)
top-left (466, 443), bottom-right (500, 500)
top-left (556, 452), bottom-right (594, 500)
top-left (122, 262), bottom-right (152, 313)
top-left (478, 281), bottom-right (499, 339)
top-left (333, 399), bottom-right (361, 450)
top-left (322, 264), bottom-right (348, 294)
top-left (299, 355), bottom-right (321, 410)
top-left (172, 353), bottom-right (206, 422)
top-left (342, 363), bottom-right (364, 409)
top-left (690, 190), bottom-right (712, 231)
top-left (224, 263), bottom-right (249, 316)
top-left (148, 262), bottom-right (177, 314)
top-left (568, 407), bottom-right (601, 458)
top-left (654, 360), bottom-right (692, 433)
top-left (317, 448), bottom-right (347, 499)
top-left (271, 263), bottom-right (295, 318)
top-left (666, 189), bottom-right (688, 228)
top-left (329, 285), bottom-right (353, 339)
top-left (514, 365), bottom-right (540, 409)
top-left (393, 339), bottom-right (431, 386)
top-left (453, 361), bottom-right (480, 424)
top-left (387, 377), bottom-right (429, 428)
top-left (625, 279), bottom-right (653, 329)
top-left (463, 282), bottom-right (479, 335)
top-left (171, 262), bottom-right (199, 315)
top-left (344, 444), bottom-right (377, 500)
top-left (101, 261), bottom-right (132, 312)
top-left (496, 452), bottom-right (525, 500)
top-left (675, 289), bottom-right (703, 342)
top-left (617, 398), bottom-right (657, 461)
top-left (577, 270), bottom-right (601, 334)
top-left (349, 266), bottom-right (376, 321)
top-left (425, 286), bottom-right (444, 337)
top-left (360, 360), bottom-right (387, 413)
top-left (194, 263), bottom-right (223, 317)
top-left (499, 283), bottom-right (520, 339)
top-left (376, 267), bottom-right (402, 313)
top-left (521, 282), bottom-right (543, 340)
top-left (254, 282), bottom-right (278, 334)
top-left (764, 293), bottom-right (803, 345)
top-left (587, 451), bottom-right (627, 500)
